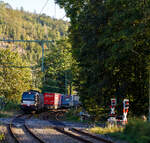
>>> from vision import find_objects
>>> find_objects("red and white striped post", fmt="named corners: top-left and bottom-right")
top-left (110, 98), bottom-right (117, 116)
top-left (107, 98), bottom-right (117, 126)
top-left (123, 99), bottom-right (129, 124)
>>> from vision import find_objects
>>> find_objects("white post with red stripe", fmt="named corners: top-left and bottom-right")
top-left (123, 99), bottom-right (129, 124)
top-left (107, 98), bottom-right (117, 126)
top-left (110, 98), bottom-right (117, 116)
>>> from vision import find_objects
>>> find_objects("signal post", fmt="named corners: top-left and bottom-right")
top-left (107, 98), bottom-right (117, 126)
top-left (122, 99), bottom-right (129, 124)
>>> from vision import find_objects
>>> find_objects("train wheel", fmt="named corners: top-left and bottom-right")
top-left (56, 112), bottom-right (65, 120)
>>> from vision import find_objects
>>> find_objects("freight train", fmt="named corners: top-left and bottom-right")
top-left (20, 90), bottom-right (80, 112)
top-left (20, 90), bottom-right (44, 111)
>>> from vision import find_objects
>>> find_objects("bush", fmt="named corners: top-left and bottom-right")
top-left (123, 119), bottom-right (150, 143)
top-left (3, 101), bottom-right (19, 111)
top-left (90, 119), bottom-right (150, 143)
top-left (109, 119), bottom-right (150, 143)
top-left (0, 133), bottom-right (5, 142)
top-left (0, 101), bottom-right (20, 118)
top-left (65, 108), bottom-right (81, 122)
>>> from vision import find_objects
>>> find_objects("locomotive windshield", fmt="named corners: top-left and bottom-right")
top-left (22, 92), bottom-right (35, 101)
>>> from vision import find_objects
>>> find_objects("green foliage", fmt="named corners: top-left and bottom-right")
top-left (110, 120), bottom-right (150, 143)
top-left (0, 2), bottom-right (73, 97)
top-left (0, 49), bottom-right (32, 103)
top-left (65, 108), bottom-right (81, 122)
top-left (91, 120), bottom-right (150, 143)
top-left (56, 0), bottom-right (150, 117)
top-left (123, 120), bottom-right (150, 143)
top-left (0, 133), bottom-right (5, 142)
top-left (0, 2), bottom-right (69, 66)
top-left (42, 39), bottom-right (77, 93)
top-left (3, 101), bottom-right (19, 111)
top-left (0, 101), bottom-right (19, 118)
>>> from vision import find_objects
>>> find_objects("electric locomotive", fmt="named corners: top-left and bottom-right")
top-left (21, 90), bottom-right (44, 112)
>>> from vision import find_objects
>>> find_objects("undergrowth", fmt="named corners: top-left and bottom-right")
top-left (0, 133), bottom-right (5, 142)
top-left (120, 119), bottom-right (150, 143)
top-left (65, 108), bottom-right (81, 122)
top-left (90, 119), bottom-right (150, 143)
top-left (0, 102), bottom-right (20, 118)
top-left (90, 126), bottom-right (123, 134)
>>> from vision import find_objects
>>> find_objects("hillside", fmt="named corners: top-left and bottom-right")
top-left (0, 1), bottom-right (69, 65)
top-left (0, 1), bottom-right (75, 95)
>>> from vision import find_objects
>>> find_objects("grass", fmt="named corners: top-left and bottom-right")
top-left (90, 119), bottom-right (150, 143)
top-left (90, 126), bottom-right (123, 134)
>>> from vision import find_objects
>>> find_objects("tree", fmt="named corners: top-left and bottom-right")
top-left (55, 0), bottom-right (150, 118)
top-left (41, 39), bottom-right (76, 94)
top-left (0, 49), bottom-right (32, 103)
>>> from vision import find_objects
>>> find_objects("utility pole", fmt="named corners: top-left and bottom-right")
top-left (65, 71), bottom-right (67, 95)
top-left (41, 41), bottom-right (44, 72)
top-left (0, 39), bottom-right (53, 72)
top-left (148, 70), bottom-right (150, 122)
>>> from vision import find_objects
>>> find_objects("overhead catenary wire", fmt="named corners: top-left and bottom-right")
top-left (0, 64), bottom-right (41, 69)
top-left (39, 0), bottom-right (49, 15)
top-left (54, 2), bottom-right (56, 18)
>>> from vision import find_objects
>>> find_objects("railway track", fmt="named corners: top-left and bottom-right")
top-left (49, 119), bottom-right (114, 143)
top-left (71, 128), bottom-right (114, 143)
top-left (53, 127), bottom-right (114, 143)
top-left (8, 112), bottom-right (114, 143)
top-left (9, 113), bottom-right (45, 143)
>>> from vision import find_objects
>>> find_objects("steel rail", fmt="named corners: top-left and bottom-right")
top-left (53, 127), bottom-right (94, 143)
top-left (9, 113), bottom-right (46, 143)
top-left (24, 113), bottom-right (46, 143)
top-left (8, 114), bottom-right (26, 143)
top-left (24, 124), bottom-right (45, 143)
top-left (71, 128), bottom-right (114, 143)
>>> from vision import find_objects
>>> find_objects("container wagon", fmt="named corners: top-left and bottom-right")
top-left (44, 93), bottom-right (62, 109)
top-left (61, 95), bottom-right (72, 108)
top-left (61, 94), bottom-right (81, 108)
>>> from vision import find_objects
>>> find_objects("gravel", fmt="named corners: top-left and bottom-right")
top-left (26, 124), bottom-right (81, 143)
top-left (11, 125), bottom-right (41, 143)
top-left (0, 123), bottom-right (15, 143)
top-left (0, 117), bottom-right (128, 143)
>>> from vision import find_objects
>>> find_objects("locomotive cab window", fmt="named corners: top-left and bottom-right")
top-left (22, 92), bottom-right (35, 101)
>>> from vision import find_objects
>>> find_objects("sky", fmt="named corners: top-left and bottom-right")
top-left (3, 0), bottom-right (68, 20)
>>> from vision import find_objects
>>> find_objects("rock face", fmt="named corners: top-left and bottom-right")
top-left (0, 42), bottom-right (26, 54)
